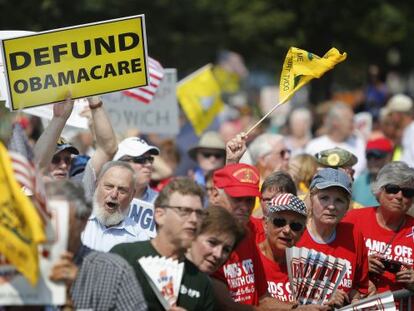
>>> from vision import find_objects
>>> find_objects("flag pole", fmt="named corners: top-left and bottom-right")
top-left (245, 97), bottom-right (288, 136)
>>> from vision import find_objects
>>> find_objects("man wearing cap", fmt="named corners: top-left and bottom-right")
top-left (209, 163), bottom-right (267, 306)
top-left (114, 136), bottom-right (160, 239)
top-left (385, 94), bottom-right (414, 166)
top-left (352, 137), bottom-right (393, 207)
top-left (305, 102), bottom-right (366, 177)
top-left (34, 96), bottom-right (118, 197)
top-left (187, 131), bottom-right (226, 187)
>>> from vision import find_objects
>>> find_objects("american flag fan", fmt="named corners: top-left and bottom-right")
top-left (7, 123), bottom-right (51, 227)
top-left (122, 57), bottom-right (164, 104)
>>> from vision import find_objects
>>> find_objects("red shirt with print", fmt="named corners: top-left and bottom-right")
top-left (343, 207), bottom-right (414, 294)
top-left (296, 222), bottom-right (369, 296)
top-left (212, 220), bottom-right (267, 305)
top-left (258, 250), bottom-right (295, 303)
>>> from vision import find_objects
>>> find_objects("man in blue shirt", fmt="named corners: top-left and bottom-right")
top-left (82, 161), bottom-right (149, 252)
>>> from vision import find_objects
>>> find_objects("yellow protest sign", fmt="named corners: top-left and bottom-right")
top-left (177, 64), bottom-right (224, 136)
top-left (0, 143), bottom-right (45, 285)
top-left (279, 47), bottom-right (347, 103)
top-left (1, 15), bottom-right (148, 110)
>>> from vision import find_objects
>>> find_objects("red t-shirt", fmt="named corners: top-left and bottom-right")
top-left (258, 251), bottom-right (295, 302)
top-left (212, 220), bottom-right (267, 305)
top-left (250, 216), bottom-right (266, 244)
top-left (343, 207), bottom-right (414, 294)
top-left (296, 222), bottom-right (369, 297)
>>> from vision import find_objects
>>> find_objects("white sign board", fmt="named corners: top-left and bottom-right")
top-left (128, 198), bottom-right (156, 239)
top-left (102, 68), bottom-right (179, 136)
top-left (0, 200), bottom-right (69, 305)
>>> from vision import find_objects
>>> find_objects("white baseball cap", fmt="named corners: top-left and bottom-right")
top-left (113, 137), bottom-right (160, 160)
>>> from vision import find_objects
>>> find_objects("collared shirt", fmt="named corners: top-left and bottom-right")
top-left (81, 215), bottom-right (150, 252)
top-left (71, 251), bottom-right (148, 311)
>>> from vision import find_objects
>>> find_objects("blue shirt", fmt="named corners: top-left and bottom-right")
top-left (81, 215), bottom-right (150, 252)
top-left (141, 185), bottom-right (158, 203)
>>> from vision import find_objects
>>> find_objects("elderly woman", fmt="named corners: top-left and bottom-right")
top-left (343, 161), bottom-right (414, 307)
top-left (297, 168), bottom-right (369, 308)
top-left (258, 193), bottom-right (307, 302)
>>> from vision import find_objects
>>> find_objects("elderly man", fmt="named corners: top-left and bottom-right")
top-left (114, 136), bottom-right (160, 239)
top-left (81, 161), bottom-right (149, 252)
top-left (111, 177), bottom-right (215, 310)
top-left (305, 102), bottom-right (366, 177)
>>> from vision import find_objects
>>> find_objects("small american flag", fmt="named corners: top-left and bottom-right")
top-left (122, 57), bottom-right (164, 104)
top-left (8, 124), bottom-right (50, 224)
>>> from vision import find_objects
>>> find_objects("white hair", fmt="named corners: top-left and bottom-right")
top-left (248, 133), bottom-right (284, 164)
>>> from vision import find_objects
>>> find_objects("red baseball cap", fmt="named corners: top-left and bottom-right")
top-left (366, 137), bottom-right (393, 153)
top-left (213, 163), bottom-right (261, 198)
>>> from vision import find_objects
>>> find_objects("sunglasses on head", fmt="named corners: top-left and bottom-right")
top-left (51, 154), bottom-right (72, 165)
top-left (120, 155), bottom-right (154, 165)
top-left (201, 151), bottom-right (224, 159)
top-left (383, 184), bottom-right (414, 198)
top-left (272, 217), bottom-right (304, 232)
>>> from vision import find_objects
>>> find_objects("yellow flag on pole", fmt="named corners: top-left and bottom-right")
top-left (279, 47), bottom-right (347, 104)
top-left (0, 142), bottom-right (45, 285)
top-left (177, 64), bottom-right (224, 136)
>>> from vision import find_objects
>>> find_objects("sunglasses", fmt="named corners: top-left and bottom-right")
top-left (201, 151), bottom-right (224, 159)
top-left (383, 184), bottom-right (414, 198)
top-left (51, 154), bottom-right (72, 165)
top-left (120, 155), bottom-right (154, 165)
top-left (280, 149), bottom-right (291, 158)
top-left (272, 217), bottom-right (304, 232)
top-left (366, 150), bottom-right (388, 160)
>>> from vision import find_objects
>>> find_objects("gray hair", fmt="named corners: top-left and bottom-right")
top-left (97, 161), bottom-right (137, 190)
top-left (46, 180), bottom-right (91, 219)
top-left (289, 108), bottom-right (312, 127)
top-left (325, 102), bottom-right (352, 131)
top-left (372, 161), bottom-right (414, 196)
top-left (248, 133), bottom-right (284, 164)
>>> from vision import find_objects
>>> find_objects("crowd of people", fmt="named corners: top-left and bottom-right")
top-left (2, 73), bottom-right (414, 311)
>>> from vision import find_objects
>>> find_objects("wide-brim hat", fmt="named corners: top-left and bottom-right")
top-left (188, 131), bottom-right (226, 160)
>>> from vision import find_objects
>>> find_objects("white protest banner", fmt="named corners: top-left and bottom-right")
top-left (102, 68), bottom-right (179, 136)
top-left (24, 98), bottom-right (89, 129)
top-left (0, 200), bottom-right (69, 305)
top-left (128, 198), bottom-right (157, 239)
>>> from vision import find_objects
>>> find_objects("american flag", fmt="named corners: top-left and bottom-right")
top-left (122, 57), bottom-right (164, 104)
top-left (8, 123), bottom-right (50, 224)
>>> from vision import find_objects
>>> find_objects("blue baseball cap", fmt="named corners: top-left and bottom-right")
top-left (310, 168), bottom-right (352, 195)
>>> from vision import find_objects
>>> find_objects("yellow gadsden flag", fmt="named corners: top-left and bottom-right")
top-left (0, 142), bottom-right (45, 285)
top-left (177, 64), bottom-right (224, 136)
top-left (279, 47), bottom-right (347, 103)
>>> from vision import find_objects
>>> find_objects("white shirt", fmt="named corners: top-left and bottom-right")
top-left (402, 121), bottom-right (414, 167)
top-left (305, 134), bottom-right (367, 177)
top-left (81, 215), bottom-right (150, 252)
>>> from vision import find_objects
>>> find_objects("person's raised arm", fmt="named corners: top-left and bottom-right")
top-left (226, 132), bottom-right (248, 165)
top-left (87, 96), bottom-right (118, 176)
top-left (34, 95), bottom-right (74, 172)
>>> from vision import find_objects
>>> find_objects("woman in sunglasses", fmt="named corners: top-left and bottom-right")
top-left (257, 193), bottom-right (307, 303)
top-left (343, 161), bottom-right (414, 308)
top-left (297, 168), bottom-right (369, 309)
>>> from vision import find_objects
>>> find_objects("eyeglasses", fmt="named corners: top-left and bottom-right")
top-left (120, 155), bottom-right (154, 165)
top-left (280, 149), bottom-right (291, 158)
top-left (201, 151), bottom-right (224, 159)
top-left (272, 217), bottom-right (304, 232)
top-left (162, 205), bottom-right (207, 219)
top-left (51, 154), bottom-right (72, 165)
top-left (383, 184), bottom-right (414, 198)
